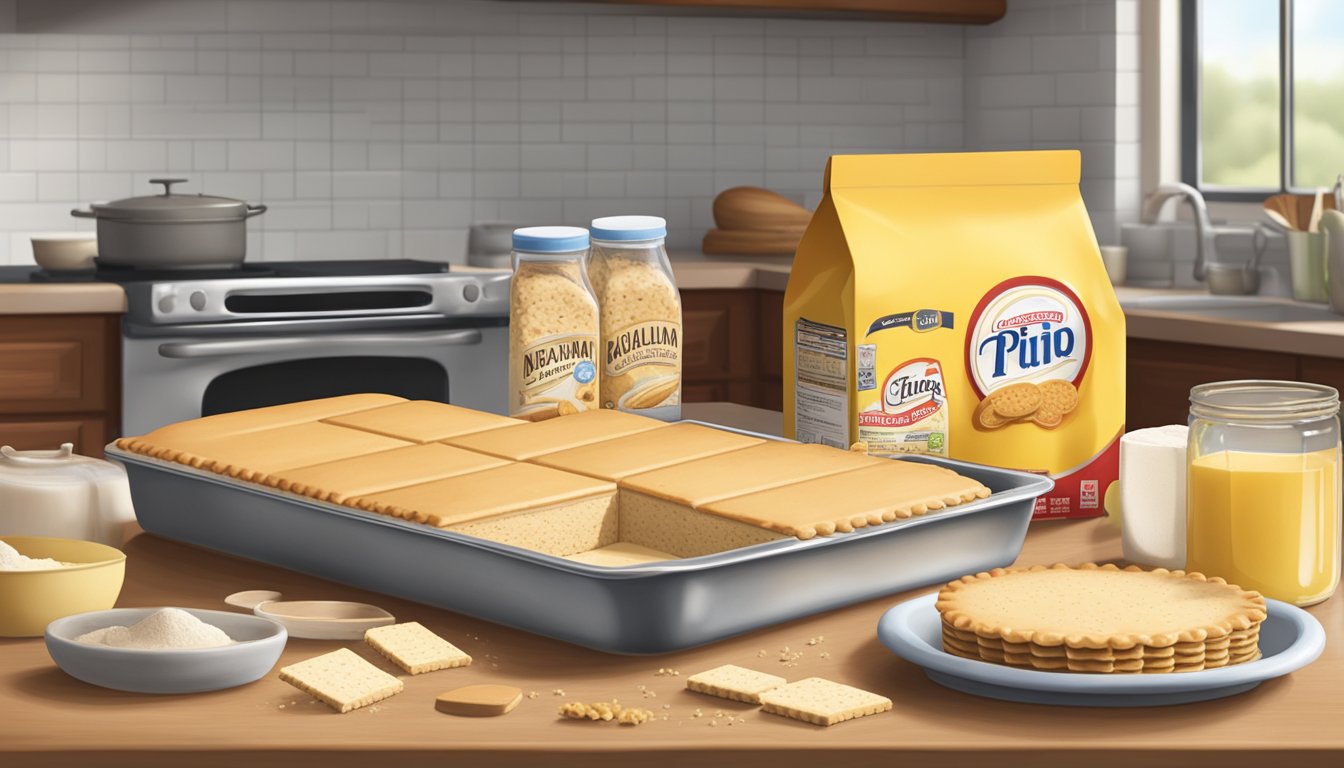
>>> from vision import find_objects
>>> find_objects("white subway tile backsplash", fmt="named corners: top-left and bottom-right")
top-left (0, 0), bottom-right (1135, 255)
top-left (11, 139), bottom-right (77, 170)
top-left (228, 140), bottom-right (294, 170)
top-left (77, 171), bottom-right (131, 201)
top-left (37, 170), bottom-right (75, 200)
top-left (0, 172), bottom-right (36, 201)
top-left (105, 139), bottom-right (165, 170)
top-left (36, 73), bottom-right (76, 102)
top-left (76, 139), bottom-right (104, 171)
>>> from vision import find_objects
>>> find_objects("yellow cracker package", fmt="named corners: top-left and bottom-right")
top-left (783, 151), bottom-right (1124, 520)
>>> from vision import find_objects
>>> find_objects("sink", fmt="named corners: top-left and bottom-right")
top-left (1122, 295), bottom-right (1341, 323)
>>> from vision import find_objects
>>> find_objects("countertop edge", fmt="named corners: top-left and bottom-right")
top-left (0, 284), bottom-right (128, 314)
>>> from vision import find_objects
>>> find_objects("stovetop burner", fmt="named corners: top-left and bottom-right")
top-left (28, 259), bottom-right (453, 284)
top-left (88, 259), bottom-right (278, 281)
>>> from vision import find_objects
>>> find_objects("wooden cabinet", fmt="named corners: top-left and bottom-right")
top-left (0, 315), bottom-right (120, 457)
top-left (680, 288), bottom-right (783, 410)
top-left (680, 289), bottom-right (759, 407)
top-left (1299, 356), bottom-right (1344, 397)
top-left (1127, 339), bottom-right (1341, 431)
top-left (586, 0), bottom-right (1005, 23)
top-left (756, 290), bottom-right (784, 412)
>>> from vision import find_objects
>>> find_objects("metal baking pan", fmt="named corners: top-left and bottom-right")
top-left (107, 426), bottom-right (1052, 655)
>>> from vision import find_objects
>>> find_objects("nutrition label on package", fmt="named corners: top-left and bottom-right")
top-left (794, 318), bottom-right (849, 448)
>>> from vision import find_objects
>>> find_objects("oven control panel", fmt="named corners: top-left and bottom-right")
top-left (126, 273), bottom-right (510, 326)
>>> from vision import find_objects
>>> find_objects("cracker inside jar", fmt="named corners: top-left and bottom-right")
top-left (588, 216), bottom-right (683, 416)
top-left (509, 227), bottom-right (601, 422)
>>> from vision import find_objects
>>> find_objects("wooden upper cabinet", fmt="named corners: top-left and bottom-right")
top-left (583, 0), bottom-right (1005, 23)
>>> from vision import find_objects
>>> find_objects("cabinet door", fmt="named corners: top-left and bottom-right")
top-left (758, 291), bottom-right (783, 379)
top-left (1299, 356), bottom-right (1344, 394)
top-left (0, 417), bottom-right (108, 458)
top-left (0, 315), bottom-right (114, 414)
top-left (1126, 339), bottom-right (1298, 430)
top-left (680, 290), bottom-right (757, 406)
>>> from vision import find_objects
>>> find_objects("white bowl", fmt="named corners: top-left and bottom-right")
top-left (45, 607), bottom-right (287, 693)
top-left (31, 234), bottom-right (98, 272)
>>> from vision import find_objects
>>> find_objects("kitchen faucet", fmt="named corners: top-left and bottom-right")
top-left (1141, 182), bottom-right (1215, 282)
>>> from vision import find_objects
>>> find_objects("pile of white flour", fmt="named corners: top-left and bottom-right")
top-left (76, 607), bottom-right (234, 649)
top-left (0, 540), bottom-right (66, 570)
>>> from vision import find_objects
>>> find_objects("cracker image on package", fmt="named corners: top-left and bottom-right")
top-left (784, 151), bottom-right (1125, 520)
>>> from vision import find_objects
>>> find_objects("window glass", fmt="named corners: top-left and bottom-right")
top-left (1292, 0), bottom-right (1344, 189)
top-left (1200, 0), bottom-right (1281, 188)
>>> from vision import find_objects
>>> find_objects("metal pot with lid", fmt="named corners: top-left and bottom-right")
top-left (72, 178), bottom-right (267, 268)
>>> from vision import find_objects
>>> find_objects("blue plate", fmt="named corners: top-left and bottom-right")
top-left (878, 593), bottom-right (1325, 707)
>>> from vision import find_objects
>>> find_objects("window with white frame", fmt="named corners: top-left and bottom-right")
top-left (1182, 0), bottom-right (1344, 199)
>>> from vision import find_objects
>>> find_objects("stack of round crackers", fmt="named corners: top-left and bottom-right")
top-left (973, 379), bottom-right (1079, 430)
top-left (936, 563), bottom-right (1266, 674)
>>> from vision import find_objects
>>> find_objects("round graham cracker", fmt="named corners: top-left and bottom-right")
top-left (986, 382), bottom-right (1042, 419)
top-left (973, 396), bottom-right (1013, 429)
top-left (936, 563), bottom-right (1266, 652)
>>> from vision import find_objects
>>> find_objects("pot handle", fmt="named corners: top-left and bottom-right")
top-left (70, 208), bottom-right (96, 219)
top-left (149, 177), bottom-right (188, 196)
top-left (245, 203), bottom-right (268, 218)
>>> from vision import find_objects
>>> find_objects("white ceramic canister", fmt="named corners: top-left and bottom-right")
top-left (0, 444), bottom-right (140, 546)
top-left (1118, 425), bottom-right (1188, 569)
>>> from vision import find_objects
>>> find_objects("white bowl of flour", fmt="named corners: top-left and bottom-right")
top-left (44, 607), bottom-right (287, 693)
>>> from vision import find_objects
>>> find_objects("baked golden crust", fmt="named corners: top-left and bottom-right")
top-left (936, 563), bottom-right (1266, 651)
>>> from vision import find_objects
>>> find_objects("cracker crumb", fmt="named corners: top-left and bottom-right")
top-left (278, 704), bottom-right (286, 709)
top-left (559, 700), bottom-right (653, 727)
top-left (618, 707), bottom-right (653, 726)
top-left (708, 720), bottom-right (717, 727)
top-left (655, 667), bottom-right (680, 677)
top-left (528, 691), bottom-right (539, 699)
top-left (820, 652), bottom-right (831, 659)
top-left (663, 704), bottom-right (672, 709)
top-left (757, 650), bottom-right (767, 658)
top-left (559, 701), bottom-right (621, 721)
top-left (691, 708), bottom-right (703, 718)
top-left (552, 688), bottom-right (566, 696)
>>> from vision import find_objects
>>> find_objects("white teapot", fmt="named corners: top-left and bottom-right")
top-left (0, 443), bottom-right (139, 546)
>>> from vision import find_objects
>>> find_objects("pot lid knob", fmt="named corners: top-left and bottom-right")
top-left (148, 178), bottom-right (188, 196)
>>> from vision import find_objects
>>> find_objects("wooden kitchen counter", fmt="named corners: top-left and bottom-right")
top-left (2, 406), bottom-right (1341, 767)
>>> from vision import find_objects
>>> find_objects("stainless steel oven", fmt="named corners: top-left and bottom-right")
top-left (115, 262), bottom-right (509, 436)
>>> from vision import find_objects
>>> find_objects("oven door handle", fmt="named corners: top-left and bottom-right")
top-left (157, 328), bottom-right (483, 359)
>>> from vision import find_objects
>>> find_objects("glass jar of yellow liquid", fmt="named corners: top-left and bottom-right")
top-left (1187, 381), bottom-right (1341, 606)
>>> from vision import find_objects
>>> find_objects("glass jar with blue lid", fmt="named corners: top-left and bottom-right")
top-left (587, 216), bottom-right (682, 421)
top-left (508, 226), bottom-right (600, 421)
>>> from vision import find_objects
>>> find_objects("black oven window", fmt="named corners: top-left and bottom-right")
top-left (201, 357), bottom-right (449, 417)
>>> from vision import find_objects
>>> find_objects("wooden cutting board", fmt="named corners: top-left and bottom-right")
top-left (702, 228), bottom-right (804, 256)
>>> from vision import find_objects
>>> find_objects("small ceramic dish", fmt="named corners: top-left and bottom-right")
top-left (878, 593), bottom-right (1325, 707)
top-left (224, 590), bottom-right (395, 640)
top-left (31, 234), bottom-right (97, 272)
top-left (0, 536), bottom-right (126, 638)
top-left (45, 607), bottom-right (287, 694)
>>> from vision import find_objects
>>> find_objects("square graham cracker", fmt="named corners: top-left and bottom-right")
top-left (364, 622), bottom-right (472, 675)
top-left (685, 664), bottom-right (786, 704)
top-left (758, 678), bottom-right (892, 726)
top-left (278, 648), bottom-right (404, 714)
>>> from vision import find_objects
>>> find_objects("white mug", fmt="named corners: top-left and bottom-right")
top-left (1099, 245), bottom-right (1127, 286)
